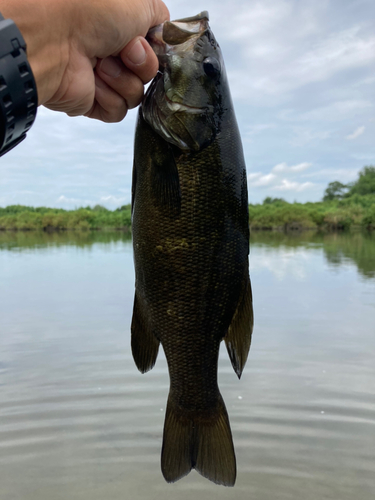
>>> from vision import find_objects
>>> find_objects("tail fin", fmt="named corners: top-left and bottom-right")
top-left (161, 393), bottom-right (236, 486)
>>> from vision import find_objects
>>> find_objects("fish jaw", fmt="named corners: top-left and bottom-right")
top-left (143, 11), bottom-right (228, 152)
top-left (147, 11), bottom-right (210, 55)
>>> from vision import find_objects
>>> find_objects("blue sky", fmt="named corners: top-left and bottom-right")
top-left (1, 0), bottom-right (374, 208)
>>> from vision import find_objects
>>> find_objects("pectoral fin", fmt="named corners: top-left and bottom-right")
top-left (151, 144), bottom-right (181, 216)
top-left (225, 270), bottom-right (253, 379)
top-left (131, 293), bottom-right (160, 373)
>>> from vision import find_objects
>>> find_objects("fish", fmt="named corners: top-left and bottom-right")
top-left (130, 11), bottom-right (253, 486)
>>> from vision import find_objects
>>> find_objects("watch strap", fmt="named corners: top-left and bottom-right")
top-left (0, 12), bottom-right (38, 157)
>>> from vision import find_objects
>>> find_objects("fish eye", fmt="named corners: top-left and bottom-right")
top-left (203, 57), bottom-right (220, 78)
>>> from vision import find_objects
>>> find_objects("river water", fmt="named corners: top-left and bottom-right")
top-left (0, 230), bottom-right (374, 500)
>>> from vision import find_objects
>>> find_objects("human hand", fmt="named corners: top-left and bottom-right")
top-left (0, 0), bottom-right (169, 122)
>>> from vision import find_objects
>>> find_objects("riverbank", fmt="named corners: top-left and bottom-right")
top-left (249, 195), bottom-right (375, 231)
top-left (1, 196), bottom-right (375, 231)
top-left (0, 205), bottom-right (132, 231)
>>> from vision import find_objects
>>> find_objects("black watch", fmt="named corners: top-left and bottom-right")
top-left (0, 12), bottom-right (38, 157)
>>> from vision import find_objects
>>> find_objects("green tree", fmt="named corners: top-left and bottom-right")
top-left (116, 204), bottom-right (131, 211)
top-left (263, 197), bottom-right (287, 205)
top-left (348, 166), bottom-right (375, 196)
top-left (323, 181), bottom-right (348, 201)
top-left (92, 204), bottom-right (109, 212)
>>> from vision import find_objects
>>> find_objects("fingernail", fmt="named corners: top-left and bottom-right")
top-left (126, 39), bottom-right (146, 65)
top-left (100, 57), bottom-right (122, 78)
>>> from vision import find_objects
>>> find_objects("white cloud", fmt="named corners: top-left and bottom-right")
top-left (289, 128), bottom-right (334, 147)
top-left (293, 27), bottom-right (375, 85)
top-left (223, 2), bottom-right (375, 103)
top-left (303, 167), bottom-right (360, 181)
top-left (220, 1), bottom-right (291, 41)
top-left (56, 195), bottom-right (128, 209)
top-left (57, 195), bottom-right (93, 206)
top-left (279, 100), bottom-right (372, 123)
top-left (247, 172), bottom-right (262, 181)
top-left (351, 154), bottom-right (375, 162)
top-left (346, 126), bottom-right (365, 140)
top-left (272, 162), bottom-right (312, 173)
top-left (273, 180), bottom-right (314, 192)
top-left (99, 195), bottom-right (128, 205)
top-left (244, 123), bottom-right (277, 141)
top-left (248, 161), bottom-right (315, 195)
top-left (356, 76), bottom-right (375, 86)
top-left (248, 172), bottom-right (278, 186)
top-left (253, 173), bottom-right (277, 187)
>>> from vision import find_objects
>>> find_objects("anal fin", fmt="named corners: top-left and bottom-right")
top-left (131, 293), bottom-right (159, 373)
top-left (225, 269), bottom-right (253, 379)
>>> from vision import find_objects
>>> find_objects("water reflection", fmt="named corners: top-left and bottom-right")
top-left (250, 230), bottom-right (375, 280)
top-left (2, 229), bottom-right (373, 280)
top-left (0, 229), bottom-right (131, 250)
top-left (321, 232), bottom-right (375, 279)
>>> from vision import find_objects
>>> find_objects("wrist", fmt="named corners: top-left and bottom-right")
top-left (0, 0), bottom-right (71, 105)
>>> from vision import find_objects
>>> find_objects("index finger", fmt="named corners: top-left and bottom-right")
top-left (150, 0), bottom-right (170, 27)
top-left (120, 37), bottom-right (159, 84)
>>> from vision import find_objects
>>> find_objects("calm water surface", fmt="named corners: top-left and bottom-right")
top-left (0, 231), bottom-right (374, 500)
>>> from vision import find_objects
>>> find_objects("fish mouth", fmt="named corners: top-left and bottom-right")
top-left (147, 11), bottom-right (209, 51)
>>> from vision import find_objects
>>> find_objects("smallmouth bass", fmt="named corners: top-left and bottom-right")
top-left (131, 11), bottom-right (253, 486)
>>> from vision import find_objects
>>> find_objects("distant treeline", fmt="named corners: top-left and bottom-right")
top-left (0, 204), bottom-right (131, 231)
top-left (1, 166), bottom-right (374, 232)
top-left (250, 166), bottom-right (375, 231)
top-left (249, 194), bottom-right (375, 231)
top-left (1, 196), bottom-right (374, 232)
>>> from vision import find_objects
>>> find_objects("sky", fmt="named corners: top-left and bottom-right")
top-left (1, 0), bottom-right (374, 208)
